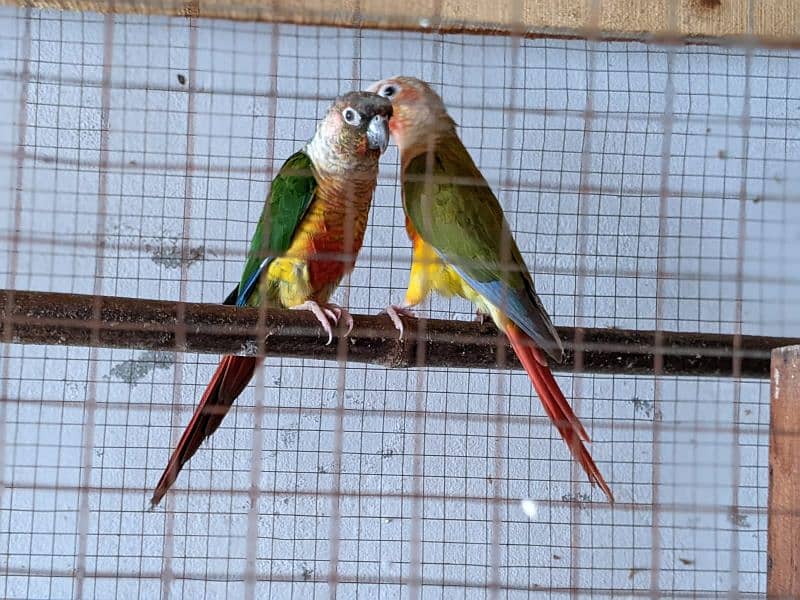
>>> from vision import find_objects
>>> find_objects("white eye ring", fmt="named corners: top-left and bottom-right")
top-left (381, 84), bottom-right (397, 98)
top-left (342, 107), bottom-right (361, 125)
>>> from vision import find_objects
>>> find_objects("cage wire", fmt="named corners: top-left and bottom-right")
top-left (0, 2), bottom-right (799, 598)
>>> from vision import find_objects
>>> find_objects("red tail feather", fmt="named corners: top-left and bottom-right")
top-left (150, 355), bottom-right (258, 506)
top-left (505, 324), bottom-right (614, 504)
top-left (528, 344), bottom-right (590, 443)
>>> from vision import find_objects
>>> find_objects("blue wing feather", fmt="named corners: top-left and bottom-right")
top-left (444, 260), bottom-right (564, 359)
top-left (235, 258), bottom-right (274, 306)
top-left (403, 144), bottom-right (564, 362)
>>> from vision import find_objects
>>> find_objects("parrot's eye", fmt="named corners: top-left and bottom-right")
top-left (381, 84), bottom-right (397, 99)
top-left (342, 107), bottom-right (361, 126)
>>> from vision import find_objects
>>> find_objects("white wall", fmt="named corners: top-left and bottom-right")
top-left (1, 7), bottom-right (798, 598)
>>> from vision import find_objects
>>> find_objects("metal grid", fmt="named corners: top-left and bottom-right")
top-left (0, 5), bottom-right (798, 598)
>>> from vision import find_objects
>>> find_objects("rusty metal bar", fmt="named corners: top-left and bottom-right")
top-left (0, 289), bottom-right (794, 378)
top-left (767, 345), bottom-right (800, 597)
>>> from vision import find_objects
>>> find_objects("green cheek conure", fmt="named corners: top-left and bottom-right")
top-left (151, 91), bottom-right (392, 506)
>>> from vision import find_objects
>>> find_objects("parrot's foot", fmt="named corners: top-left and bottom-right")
top-left (474, 310), bottom-right (488, 324)
top-left (291, 301), bottom-right (352, 345)
top-left (325, 304), bottom-right (355, 338)
top-left (384, 304), bottom-right (417, 340)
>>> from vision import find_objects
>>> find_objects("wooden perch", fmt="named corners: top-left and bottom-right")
top-left (1, 289), bottom-right (795, 379)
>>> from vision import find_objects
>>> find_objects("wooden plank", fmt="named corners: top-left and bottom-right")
top-left (768, 345), bottom-right (800, 598)
top-left (0, 0), bottom-right (798, 48)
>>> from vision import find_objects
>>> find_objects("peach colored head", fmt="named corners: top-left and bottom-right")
top-left (367, 76), bottom-right (456, 158)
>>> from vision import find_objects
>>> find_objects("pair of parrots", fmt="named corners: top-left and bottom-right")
top-left (150, 76), bottom-right (614, 507)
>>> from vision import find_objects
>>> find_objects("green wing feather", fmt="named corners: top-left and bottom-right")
top-left (403, 138), bottom-right (527, 287)
top-left (234, 150), bottom-right (318, 306)
top-left (403, 136), bottom-right (564, 360)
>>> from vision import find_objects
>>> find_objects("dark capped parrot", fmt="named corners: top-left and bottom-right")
top-left (368, 76), bottom-right (613, 503)
top-left (150, 91), bottom-right (392, 506)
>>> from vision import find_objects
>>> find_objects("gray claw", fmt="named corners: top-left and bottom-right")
top-left (384, 304), bottom-right (416, 341)
top-left (291, 300), bottom-right (334, 345)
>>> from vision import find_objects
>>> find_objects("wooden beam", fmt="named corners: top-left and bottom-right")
top-left (1, 289), bottom-right (795, 378)
top-left (768, 345), bottom-right (800, 598)
top-left (0, 0), bottom-right (798, 48)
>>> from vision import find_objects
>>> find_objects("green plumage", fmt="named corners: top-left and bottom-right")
top-left (403, 138), bottom-right (530, 287)
top-left (403, 133), bottom-right (563, 361)
top-left (236, 150), bottom-right (318, 307)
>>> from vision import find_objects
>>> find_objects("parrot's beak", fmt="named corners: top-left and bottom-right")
top-left (367, 115), bottom-right (390, 153)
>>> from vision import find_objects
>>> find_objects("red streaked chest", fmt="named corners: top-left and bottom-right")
top-left (295, 182), bottom-right (374, 290)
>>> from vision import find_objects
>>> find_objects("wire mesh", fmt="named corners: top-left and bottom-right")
top-left (1, 4), bottom-right (799, 598)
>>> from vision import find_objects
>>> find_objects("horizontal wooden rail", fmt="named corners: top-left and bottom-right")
top-left (1, 289), bottom-right (794, 378)
top-left (1, 1), bottom-right (799, 48)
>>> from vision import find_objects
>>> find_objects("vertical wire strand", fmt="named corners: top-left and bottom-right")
top-left (325, 12), bottom-right (364, 598)
top-left (651, 6), bottom-right (678, 595)
top-left (406, 15), bottom-right (443, 599)
top-left (0, 11), bottom-right (32, 600)
top-left (74, 12), bottom-right (114, 600)
top-left (158, 6), bottom-right (198, 598)
top-left (729, 1), bottom-right (755, 594)
top-left (243, 18), bottom-right (280, 600)
top-left (0, 4), bottom-right (31, 512)
top-left (571, 1), bottom-right (600, 593)
top-left (490, 5), bottom-right (524, 596)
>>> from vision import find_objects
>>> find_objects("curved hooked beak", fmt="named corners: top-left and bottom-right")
top-left (367, 115), bottom-right (390, 153)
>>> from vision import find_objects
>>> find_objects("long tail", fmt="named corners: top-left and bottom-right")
top-left (150, 355), bottom-right (258, 507)
top-left (505, 324), bottom-right (614, 503)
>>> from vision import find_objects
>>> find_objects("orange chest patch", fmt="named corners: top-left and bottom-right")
top-left (300, 209), bottom-right (369, 290)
